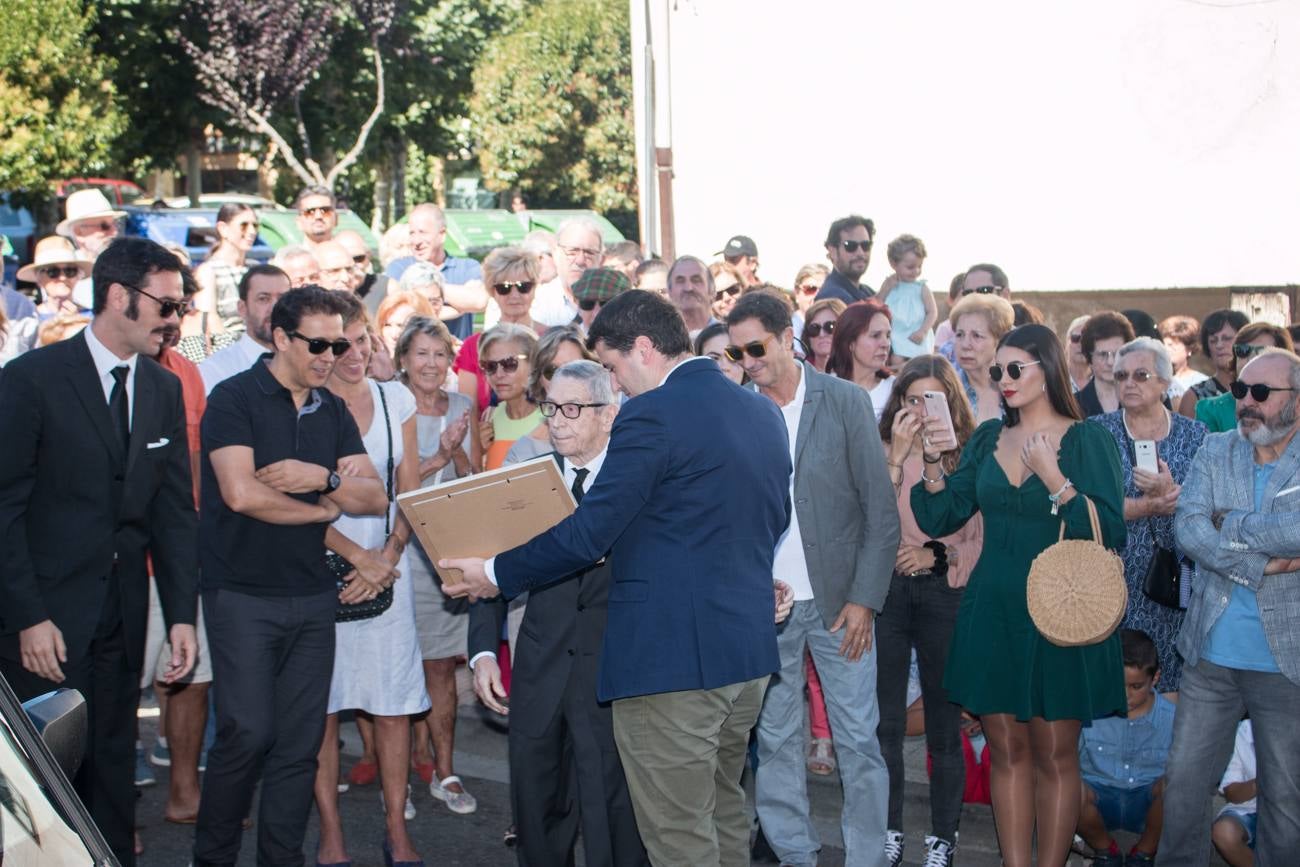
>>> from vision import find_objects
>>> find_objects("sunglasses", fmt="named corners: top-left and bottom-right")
top-left (482, 354), bottom-right (528, 375)
top-left (123, 283), bottom-right (187, 318)
top-left (235, 221), bottom-right (261, 232)
top-left (288, 331), bottom-right (352, 356)
top-left (1231, 381), bottom-right (1297, 402)
top-left (839, 240), bottom-right (872, 253)
top-left (961, 285), bottom-right (998, 297)
top-left (578, 298), bottom-right (604, 312)
top-left (1069, 333), bottom-right (1083, 343)
top-left (1233, 343), bottom-right (1268, 359)
top-left (539, 400), bottom-right (608, 419)
top-left (797, 283), bottom-right (820, 295)
top-left (988, 360), bottom-right (1042, 382)
top-left (39, 265), bottom-right (82, 280)
top-left (806, 320), bottom-right (836, 338)
top-left (715, 285), bottom-right (741, 301)
top-left (301, 205), bottom-right (334, 217)
top-left (75, 221), bottom-right (115, 234)
top-left (494, 281), bottom-right (534, 296)
top-left (351, 253), bottom-right (369, 264)
top-left (723, 335), bottom-right (775, 363)
top-left (1113, 368), bottom-right (1155, 383)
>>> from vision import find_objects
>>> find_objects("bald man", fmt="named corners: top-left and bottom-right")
top-left (336, 230), bottom-right (390, 314)
top-left (384, 204), bottom-right (485, 339)
top-left (314, 241), bottom-right (356, 293)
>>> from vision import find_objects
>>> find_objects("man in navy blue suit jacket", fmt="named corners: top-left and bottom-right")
top-left (442, 290), bottom-right (792, 865)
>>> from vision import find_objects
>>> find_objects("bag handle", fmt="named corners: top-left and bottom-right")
top-left (1057, 494), bottom-right (1103, 543)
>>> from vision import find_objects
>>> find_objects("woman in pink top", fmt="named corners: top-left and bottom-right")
top-left (875, 354), bottom-right (984, 864)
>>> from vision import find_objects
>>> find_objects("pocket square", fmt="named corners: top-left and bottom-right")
top-left (1276, 485), bottom-right (1300, 497)
top-left (146, 437), bottom-right (170, 449)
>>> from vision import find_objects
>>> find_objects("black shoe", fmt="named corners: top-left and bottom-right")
top-left (503, 825), bottom-right (517, 848)
top-left (750, 824), bottom-right (779, 863)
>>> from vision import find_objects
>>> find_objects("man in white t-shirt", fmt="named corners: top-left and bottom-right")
top-left (200, 265), bottom-right (291, 394)
top-left (530, 218), bottom-right (604, 328)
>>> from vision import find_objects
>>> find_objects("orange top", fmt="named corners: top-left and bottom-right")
top-left (157, 346), bottom-right (206, 507)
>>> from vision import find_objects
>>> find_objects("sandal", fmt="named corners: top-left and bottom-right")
top-left (806, 738), bottom-right (836, 775)
top-left (347, 760), bottom-right (378, 786)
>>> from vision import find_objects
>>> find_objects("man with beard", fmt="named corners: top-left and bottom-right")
top-left (296, 186), bottom-right (340, 253)
top-left (200, 265), bottom-right (291, 393)
top-left (1162, 348), bottom-right (1300, 866)
top-left (815, 215), bottom-right (877, 304)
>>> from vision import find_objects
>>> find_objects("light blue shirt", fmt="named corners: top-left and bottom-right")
top-left (1203, 462), bottom-right (1282, 673)
top-left (1079, 692), bottom-right (1176, 790)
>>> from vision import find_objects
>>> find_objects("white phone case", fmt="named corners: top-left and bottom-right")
top-left (1134, 440), bottom-right (1158, 474)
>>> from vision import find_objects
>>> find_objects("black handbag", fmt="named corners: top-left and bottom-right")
top-left (331, 383), bottom-right (396, 623)
top-left (1141, 518), bottom-right (1182, 609)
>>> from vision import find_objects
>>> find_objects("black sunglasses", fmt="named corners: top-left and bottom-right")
top-left (988, 360), bottom-right (1042, 382)
top-left (714, 285), bottom-right (741, 300)
top-left (839, 240), bottom-right (872, 253)
top-left (539, 401), bottom-right (608, 419)
top-left (578, 298), bottom-right (604, 312)
top-left (1113, 369), bottom-right (1156, 383)
top-left (1231, 381), bottom-right (1296, 402)
top-left (723, 336), bottom-right (774, 363)
top-left (482, 354), bottom-right (527, 375)
top-left (494, 281), bottom-right (534, 296)
top-left (1233, 343), bottom-right (1268, 359)
top-left (123, 283), bottom-right (186, 319)
top-left (961, 285), bottom-right (998, 297)
top-left (806, 321), bottom-right (836, 338)
top-left (39, 265), bottom-right (82, 280)
top-left (351, 253), bottom-right (369, 264)
top-left (288, 331), bottom-right (352, 356)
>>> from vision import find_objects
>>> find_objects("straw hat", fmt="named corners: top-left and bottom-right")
top-left (56, 189), bottom-right (127, 236)
top-left (16, 236), bottom-right (93, 283)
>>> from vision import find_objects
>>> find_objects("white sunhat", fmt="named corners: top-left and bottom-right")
top-left (15, 236), bottom-right (93, 283)
top-left (56, 189), bottom-right (127, 237)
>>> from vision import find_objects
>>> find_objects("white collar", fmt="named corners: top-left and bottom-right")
top-left (567, 442), bottom-right (609, 483)
top-left (84, 320), bottom-right (137, 378)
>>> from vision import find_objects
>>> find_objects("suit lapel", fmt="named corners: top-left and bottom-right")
top-left (793, 365), bottom-right (821, 472)
top-left (1261, 431), bottom-right (1300, 510)
top-left (1231, 435), bottom-right (1256, 510)
top-left (125, 363), bottom-right (153, 476)
top-left (67, 333), bottom-right (126, 464)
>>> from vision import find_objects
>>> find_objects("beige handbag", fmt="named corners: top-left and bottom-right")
top-left (1026, 495), bottom-right (1127, 647)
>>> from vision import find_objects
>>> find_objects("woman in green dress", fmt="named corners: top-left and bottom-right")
top-left (912, 323), bottom-right (1127, 867)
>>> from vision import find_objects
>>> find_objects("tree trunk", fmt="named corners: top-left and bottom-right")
top-left (393, 138), bottom-right (407, 220)
top-left (186, 134), bottom-right (204, 207)
top-left (372, 159), bottom-right (390, 234)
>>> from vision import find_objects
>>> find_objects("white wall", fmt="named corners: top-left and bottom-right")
top-left (658, 0), bottom-right (1299, 292)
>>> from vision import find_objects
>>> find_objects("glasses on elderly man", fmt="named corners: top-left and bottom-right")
top-left (539, 401), bottom-right (609, 419)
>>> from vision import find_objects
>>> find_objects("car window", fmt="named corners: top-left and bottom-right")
top-left (0, 203), bottom-right (32, 228)
top-left (0, 715), bottom-right (93, 863)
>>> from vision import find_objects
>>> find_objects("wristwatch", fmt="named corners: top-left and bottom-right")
top-left (320, 470), bottom-right (342, 495)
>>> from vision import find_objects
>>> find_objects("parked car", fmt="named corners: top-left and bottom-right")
top-left (54, 178), bottom-right (146, 208)
top-left (0, 194), bottom-right (37, 267)
top-left (122, 205), bottom-right (276, 267)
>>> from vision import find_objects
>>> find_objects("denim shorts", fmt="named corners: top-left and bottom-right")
top-left (1088, 781), bottom-right (1156, 833)
top-left (1216, 806), bottom-right (1258, 849)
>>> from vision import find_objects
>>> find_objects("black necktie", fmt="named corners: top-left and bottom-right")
top-left (109, 365), bottom-right (130, 454)
top-left (571, 467), bottom-right (590, 505)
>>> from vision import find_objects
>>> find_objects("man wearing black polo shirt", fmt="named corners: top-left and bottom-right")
top-left (194, 286), bottom-right (387, 867)
top-left (815, 214), bottom-right (877, 304)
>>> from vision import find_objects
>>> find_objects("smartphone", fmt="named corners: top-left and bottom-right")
top-left (1134, 439), bottom-right (1158, 474)
top-left (922, 391), bottom-right (957, 446)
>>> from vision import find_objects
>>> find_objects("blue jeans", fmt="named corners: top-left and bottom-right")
top-left (1157, 659), bottom-right (1300, 867)
top-left (755, 600), bottom-right (888, 867)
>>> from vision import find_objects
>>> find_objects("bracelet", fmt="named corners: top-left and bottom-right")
top-left (923, 468), bottom-right (946, 486)
top-left (922, 454), bottom-right (942, 464)
top-left (1048, 479), bottom-right (1074, 516)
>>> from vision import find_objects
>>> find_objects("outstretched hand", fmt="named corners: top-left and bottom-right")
top-left (439, 556), bottom-right (499, 601)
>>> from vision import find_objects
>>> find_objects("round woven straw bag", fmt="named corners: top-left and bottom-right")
top-left (1026, 495), bottom-right (1127, 647)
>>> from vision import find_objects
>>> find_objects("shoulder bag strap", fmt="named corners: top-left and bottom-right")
top-left (376, 382), bottom-right (395, 535)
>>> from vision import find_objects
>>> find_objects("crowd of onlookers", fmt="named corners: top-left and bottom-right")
top-left (1, 188), bottom-right (1296, 867)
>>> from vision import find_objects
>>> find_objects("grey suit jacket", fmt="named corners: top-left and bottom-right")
top-left (1174, 428), bottom-right (1300, 685)
top-left (790, 363), bottom-right (900, 624)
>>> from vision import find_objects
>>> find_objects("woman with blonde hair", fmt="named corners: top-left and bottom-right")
top-left (947, 293), bottom-right (1016, 423)
top-left (477, 322), bottom-right (541, 470)
top-left (454, 246), bottom-right (546, 413)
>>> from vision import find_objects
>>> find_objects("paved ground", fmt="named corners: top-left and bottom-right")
top-left (132, 684), bottom-right (1221, 866)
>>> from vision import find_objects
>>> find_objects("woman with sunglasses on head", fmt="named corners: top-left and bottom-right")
top-left (947, 293), bottom-right (1016, 424)
top-left (313, 293), bottom-right (430, 867)
top-left (800, 298), bottom-right (846, 373)
top-left (477, 322), bottom-right (541, 471)
top-left (1194, 322), bottom-right (1293, 434)
top-left (877, 354), bottom-right (983, 866)
top-left (912, 324), bottom-right (1127, 867)
top-left (453, 247), bottom-right (546, 415)
top-left (1076, 311), bottom-right (1137, 417)
top-left (1177, 308), bottom-right (1250, 419)
top-left (1091, 337), bottom-right (1207, 698)
top-left (194, 202), bottom-right (258, 332)
top-left (826, 299), bottom-right (897, 421)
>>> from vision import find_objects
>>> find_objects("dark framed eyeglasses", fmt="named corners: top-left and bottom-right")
top-left (578, 298), bottom-right (604, 312)
top-left (1233, 343), bottom-right (1268, 359)
top-left (988, 360), bottom-right (1042, 382)
top-left (494, 281), bottom-right (534, 296)
top-left (482, 354), bottom-right (528, 375)
top-left (39, 265), bottom-right (82, 280)
top-left (300, 205), bottom-right (334, 217)
top-left (1113, 368), bottom-right (1156, 383)
top-left (806, 321), bottom-right (836, 338)
top-left (723, 335), bottom-right (775, 363)
top-left (961, 285), bottom-right (998, 297)
top-left (1231, 381), bottom-right (1296, 402)
top-left (288, 331), bottom-right (352, 356)
top-left (122, 283), bottom-right (186, 319)
top-left (539, 400), bottom-right (608, 419)
top-left (839, 239), bottom-right (872, 253)
top-left (558, 244), bottom-right (601, 261)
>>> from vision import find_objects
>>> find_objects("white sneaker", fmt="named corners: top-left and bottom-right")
top-left (885, 829), bottom-right (905, 867)
top-left (922, 834), bottom-right (955, 867)
top-left (379, 784), bottom-right (417, 821)
top-left (429, 774), bottom-right (477, 814)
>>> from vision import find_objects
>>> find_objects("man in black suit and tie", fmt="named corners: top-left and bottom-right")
top-left (467, 359), bottom-right (648, 867)
top-left (0, 237), bottom-right (199, 866)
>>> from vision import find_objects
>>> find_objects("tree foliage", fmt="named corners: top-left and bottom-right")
top-left (469, 0), bottom-right (635, 218)
top-left (0, 0), bottom-right (125, 193)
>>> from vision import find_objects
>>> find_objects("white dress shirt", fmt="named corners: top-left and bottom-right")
top-left (83, 321), bottom-right (137, 429)
top-left (770, 367), bottom-right (815, 600)
top-left (530, 278), bottom-right (578, 328)
top-left (199, 333), bottom-right (268, 395)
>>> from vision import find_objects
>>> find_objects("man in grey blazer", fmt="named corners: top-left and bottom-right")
top-left (726, 293), bottom-right (901, 867)
top-left (1163, 348), bottom-right (1300, 866)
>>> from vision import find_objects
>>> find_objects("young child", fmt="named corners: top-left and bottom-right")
top-left (1211, 720), bottom-right (1256, 867)
top-left (877, 234), bottom-right (936, 362)
top-left (1076, 629), bottom-right (1176, 867)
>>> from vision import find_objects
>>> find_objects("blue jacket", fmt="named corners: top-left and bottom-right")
top-left (495, 358), bottom-right (792, 701)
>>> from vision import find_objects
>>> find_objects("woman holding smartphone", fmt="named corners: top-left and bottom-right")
top-left (876, 355), bottom-right (984, 866)
top-left (911, 324), bottom-right (1127, 867)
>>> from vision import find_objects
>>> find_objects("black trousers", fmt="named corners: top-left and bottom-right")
top-left (2, 574), bottom-right (140, 867)
top-left (193, 587), bottom-right (336, 867)
top-left (509, 667), bottom-right (648, 867)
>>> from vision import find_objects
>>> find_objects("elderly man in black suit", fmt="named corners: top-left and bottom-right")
top-left (0, 237), bottom-right (199, 866)
top-left (467, 359), bottom-right (647, 866)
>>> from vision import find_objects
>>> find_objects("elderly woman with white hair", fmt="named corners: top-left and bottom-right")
top-left (398, 262), bottom-right (448, 318)
top-left (1091, 336), bottom-right (1207, 691)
